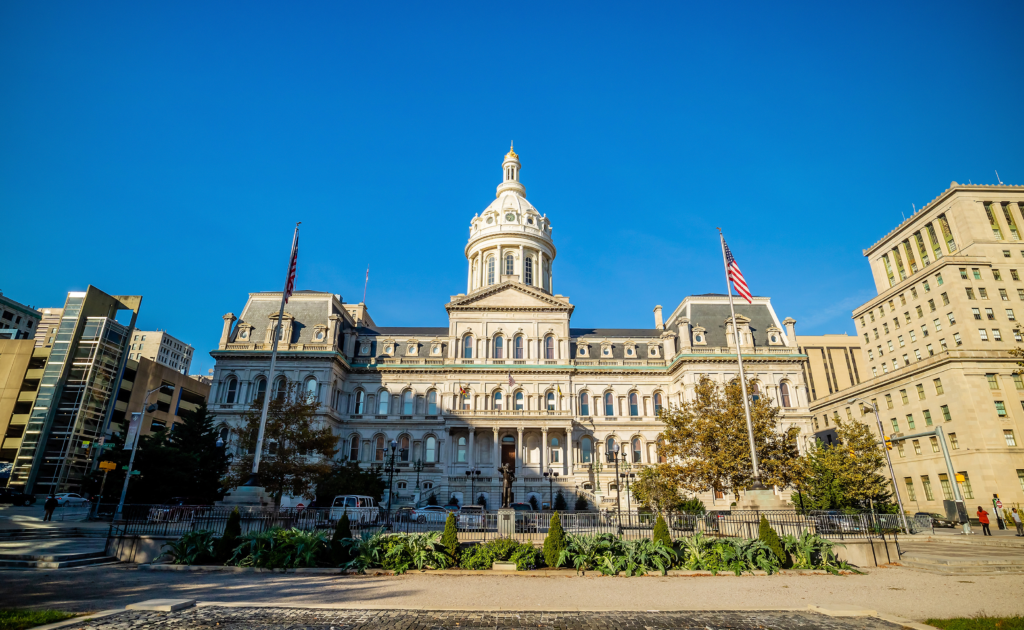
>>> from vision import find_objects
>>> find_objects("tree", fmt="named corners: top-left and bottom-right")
top-left (331, 512), bottom-right (352, 566)
top-left (447, 495), bottom-right (461, 507)
top-left (574, 494), bottom-right (589, 511)
top-left (659, 375), bottom-right (801, 498)
top-left (215, 508), bottom-right (242, 563)
top-left (476, 494), bottom-right (487, 508)
top-left (631, 465), bottom-right (685, 513)
top-left (758, 515), bottom-right (786, 565)
top-left (553, 491), bottom-right (567, 511)
top-left (426, 492), bottom-right (438, 506)
top-left (543, 512), bottom-right (566, 568)
top-left (169, 402), bottom-right (229, 502)
top-left (652, 514), bottom-right (671, 547)
top-left (793, 417), bottom-right (893, 511)
top-left (315, 462), bottom-right (385, 505)
top-left (441, 512), bottom-right (460, 563)
top-left (528, 495), bottom-right (539, 510)
top-left (223, 388), bottom-right (336, 507)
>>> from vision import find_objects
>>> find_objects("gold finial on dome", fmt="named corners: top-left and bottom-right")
top-left (505, 141), bottom-right (518, 160)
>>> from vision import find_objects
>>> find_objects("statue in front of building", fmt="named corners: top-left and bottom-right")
top-left (499, 463), bottom-right (516, 508)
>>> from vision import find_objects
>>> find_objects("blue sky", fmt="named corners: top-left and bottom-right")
top-left (2, 1), bottom-right (1022, 374)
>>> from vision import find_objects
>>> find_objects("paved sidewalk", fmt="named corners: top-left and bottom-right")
top-left (65, 607), bottom-right (905, 629)
top-left (1, 566), bottom-right (1022, 621)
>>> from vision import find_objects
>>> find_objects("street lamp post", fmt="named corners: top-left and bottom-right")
top-left (116, 384), bottom-right (174, 517)
top-left (544, 469), bottom-right (559, 509)
top-left (593, 459), bottom-right (603, 492)
top-left (465, 469), bottom-right (480, 506)
top-left (619, 469), bottom-right (636, 527)
top-left (609, 443), bottom-right (622, 528)
top-left (848, 397), bottom-right (910, 535)
top-left (386, 439), bottom-right (398, 511)
top-left (413, 459), bottom-right (424, 492)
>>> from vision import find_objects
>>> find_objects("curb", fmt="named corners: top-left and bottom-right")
top-left (136, 564), bottom-right (834, 577)
top-left (29, 610), bottom-right (121, 630)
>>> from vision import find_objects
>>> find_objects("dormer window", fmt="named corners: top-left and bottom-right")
top-left (692, 325), bottom-right (707, 346)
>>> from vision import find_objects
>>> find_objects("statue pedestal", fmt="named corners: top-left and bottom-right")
top-left (736, 488), bottom-right (792, 511)
top-left (497, 508), bottom-right (516, 537)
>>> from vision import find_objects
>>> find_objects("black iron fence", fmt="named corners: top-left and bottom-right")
top-left (109, 505), bottom-right (913, 542)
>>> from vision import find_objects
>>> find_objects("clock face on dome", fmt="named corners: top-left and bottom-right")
top-left (505, 213), bottom-right (516, 221)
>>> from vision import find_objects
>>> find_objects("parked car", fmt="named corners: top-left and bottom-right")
top-left (916, 511), bottom-right (957, 529)
top-left (411, 505), bottom-right (449, 524)
top-left (392, 507), bottom-right (416, 523)
top-left (813, 511), bottom-right (864, 534)
top-left (458, 505), bottom-right (486, 530)
top-left (54, 493), bottom-right (89, 507)
top-left (329, 495), bottom-right (381, 525)
top-left (509, 502), bottom-right (533, 512)
top-left (0, 488), bottom-right (36, 506)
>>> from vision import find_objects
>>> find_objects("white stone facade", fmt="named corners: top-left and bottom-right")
top-left (208, 147), bottom-right (814, 510)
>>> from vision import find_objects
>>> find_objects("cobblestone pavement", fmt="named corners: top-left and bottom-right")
top-left (72, 607), bottom-right (902, 629)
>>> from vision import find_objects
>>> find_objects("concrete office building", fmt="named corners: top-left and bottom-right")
top-left (0, 340), bottom-right (49, 477)
top-left (114, 356), bottom-right (210, 437)
top-left (33, 308), bottom-right (63, 349)
top-left (0, 292), bottom-right (42, 341)
top-left (810, 183), bottom-right (1024, 512)
top-left (8, 287), bottom-right (141, 495)
top-left (127, 330), bottom-right (194, 374)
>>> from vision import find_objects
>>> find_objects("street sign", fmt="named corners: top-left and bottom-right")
top-left (121, 466), bottom-right (141, 475)
top-left (996, 499), bottom-right (1003, 509)
top-left (99, 461), bottom-right (116, 471)
top-left (124, 413), bottom-right (142, 450)
top-left (295, 503), bottom-right (305, 511)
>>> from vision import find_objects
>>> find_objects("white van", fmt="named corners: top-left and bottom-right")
top-left (329, 495), bottom-right (380, 525)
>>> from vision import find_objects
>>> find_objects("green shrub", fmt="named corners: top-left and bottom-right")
top-left (458, 537), bottom-right (540, 571)
top-left (780, 531), bottom-right (855, 574)
top-left (163, 530), bottom-right (217, 565)
top-left (679, 497), bottom-right (706, 514)
top-left (441, 511), bottom-right (460, 563)
top-left (528, 496), bottom-right (539, 510)
top-left (758, 515), bottom-right (786, 565)
top-left (426, 492), bottom-right (438, 506)
top-left (229, 527), bottom-right (329, 569)
top-left (652, 514), bottom-right (672, 547)
top-left (382, 531), bottom-right (451, 574)
top-left (574, 494), bottom-right (589, 511)
top-left (553, 491), bottom-right (567, 511)
top-left (331, 512), bottom-right (353, 565)
top-left (543, 512), bottom-right (566, 567)
top-left (215, 507), bottom-right (242, 562)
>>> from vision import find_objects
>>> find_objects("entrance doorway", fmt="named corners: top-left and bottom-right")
top-left (501, 437), bottom-right (516, 472)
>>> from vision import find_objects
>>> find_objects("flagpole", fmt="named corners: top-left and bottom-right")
top-left (718, 229), bottom-right (763, 488)
top-left (245, 223), bottom-right (300, 486)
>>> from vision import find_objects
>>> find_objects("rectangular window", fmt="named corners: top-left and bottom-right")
top-left (870, 312), bottom-right (876, 322)
top-left (930, 436), bottom-right (940, 452)
top-left (938, 474), bottom-right (953, 500)
top-left (898, 335), bottom-right (905, 347)
top-left (874, 328), bottom-right (879, 339)
top-left (916, 305), bottom-right (924, 318)
top-left (958, 472), bottom-right (974, 500)
top-left (924, 280), bottom-right (931, 292)
top-left (1020, 470), bottom-right (1024, 494)
top-left (922, 475), bottom-right (934, 501)
top-left (987, 374), bottom-right (999, 389)
top-left (947, 312), bottom-right (955, 325)
top-left (899, 294), bottom-right (906, 306)
top-left (897, 442), bottom-right (905, 457)
top-left (912, 287), bottom-right (919, 299)
top-left (894, 318), bottom-right (900, 330)
top-left (941, 292), bottom-right (949, 305)
top-left (941, 404), bottom-right (951, 421)
top-left (910, 330), bottom-right (917, 341)
top-left (1001, 289), bottom-right (1010, 301)
top-left (980, 287), bottom-right (989, 299)
top-left (967, 288), bottom-right (975, 300)
top-left (905, 312), bottom-right (912, 324)
top-left (913, 439), bottom-right (922, 455)
top-left (885, 393), bottom-right (893, 409)
top-left (928, 299), bottom-right (935, 311)
top-left (916, 384), bottom-right (925, 399)
top-left (936, 273), bottom-right (944, 286)
top-left (940, 338), bottom-right (948, 350)
top-left (904, 353), bottom-right (910, 365)
top-left (1005, 430), bottom-right (1017, 446)
top-left (888, 341), bottom-right (894, 352)
top-left (986, 308), bottom-right (995, 319)
top-left (1013, 270), bottom-right (1021, 281)
top-left (980, 329), bottom-right (989, 341)
top-left (914, 349), bottom-right (922, 360)
top-left (954, 332), bottom-right (962, 345)
top-left (872, 366), bottom-right (878, 377)
top-left (868, 349), bottom-right (874, 360)
top-left (1019, 289), bottom-right (1024, 301)
top-left (884, 323), bottom-right (890, 334)
top-left (974, 268), bottom-right (982, 280)
top-left (904, 478), bottom-right (917, 502)
top-left (932, 319), bottom-right (941, 332)
top-left (1008, 309), bottom-right (1016, 321)
top-left (891, 417), bottom-right (899, 432)
top-left (994, 269), bottom-right (1003, 281)
top-left (994, 329), bottom-right (1002, 341)
top-left (949, 432), bottom-right (959, 449)
top-left (907, 414), bottom-right (916, 430)
top-left (995, 401), bottom-right (1007, 417)
top-left (926, 343), bottom-right (934, 355)
top-left (900, 389), bottom-right (909, 404)
top-left (960, 268), bottom-right (968, 279)
top-left (923, 409), bottom-right (933, 425)
top-left (1015, 374), bottom-right (1023, 390)
top-left (973, 308), bottom-right (982, 320)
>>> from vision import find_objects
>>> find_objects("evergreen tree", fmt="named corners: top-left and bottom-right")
top-left (476, 494), bottom-right (487, 508)
top-left (758, 515), bottom-right (786, 565)
top-left (216, 508), bottom-right (242, 563)
top-left (553, 491), bottom-right (567, 511)
top-left (574, 494), bottom-right (589, 511)
top-left (426, 492), bottom-right (438, 506)
top-left (331, 512), bottom-right (352, 566)
top-left (528, 496), bottom-right (539, 510)
top-left (793, 418), bottom-right (893, 511)
top-left (652, 514), bottom-right (672, 547)
top-left (170, 402), bottom-right (229, 502)
top-left (441, 512), bottom-right (460, 563)
top-left (543, 511), bottom-right (566, 568)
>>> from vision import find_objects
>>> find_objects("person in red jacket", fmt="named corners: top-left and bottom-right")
top-left (977, 506), bottom-right (991, 536)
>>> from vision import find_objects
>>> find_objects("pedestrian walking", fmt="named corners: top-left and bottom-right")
top-left (1012, 507), bottom-right (1023, 537)
top-left (43, 494), bottom-right (58, 522)
top-left (977, 506), bottom-right (991, 536)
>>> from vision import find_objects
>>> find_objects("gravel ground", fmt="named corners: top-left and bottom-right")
top-left (0, 565), bottom-right (1021, 621)
top-left (66, 607), bottom-right (904, 629)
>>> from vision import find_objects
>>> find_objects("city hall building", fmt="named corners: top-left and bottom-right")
top-left (209, 147), bottom-right (814, 509)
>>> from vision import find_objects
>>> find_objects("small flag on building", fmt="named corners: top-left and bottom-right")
top-left (722, 238), bottom-right (752, 304)
top-left (508, 372), bottom-right (515, 387)
top-left (284, 226), bottom-right (300, 304)
top-left (557, 384), bottom-right (562, 397)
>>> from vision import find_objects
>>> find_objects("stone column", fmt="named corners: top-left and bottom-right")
top-left (519, 244), bottom-right (524, 280)
top-left (497, 245), bottom-right (502, 280)
top-left (467, 252), bottom-right (473, 293)
top-left (539, 250), bottom-right (546, 291)
top-left (541, 427), bottom-right (547, 474)
top-left (517, 427), bottom-right (524, 473)
top-left (468, 428), bottom-right (475, 470)
top-left (564, 426), bottom-right (570, 475)
top-left (493, 427), bottom-right (501, 476)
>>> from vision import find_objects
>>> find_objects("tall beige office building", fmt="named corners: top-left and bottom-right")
top-left (127, 330), bottom-right (194, 374)
top-left (811, 183), bottom-right (1024, 513)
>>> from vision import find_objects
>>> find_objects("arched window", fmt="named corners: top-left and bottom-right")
top-left (524, 257), bottom-right (533, 285)
top-left (254, 378), bottom-right (267, 403)
top-left (604, 392), bottom-right (614, 416)
top-left (354, 390), bottom-right (365, 414)
top-left (378, 390), bottom-right (390, 415)
top-left (425, 436), bottom-right (436, 462)
top-left (422, 481), bottom-right (433, 490)
top-left (514, 335), bottom-right (524, 359)
top-left (397, 481), bottom-right (407, 489)
top-left (305, 378), bottom-right (318, 401)
top-left (224, 378), bottom-right (238, 404)
top-left (632, 438), bottom-right (642, 463)
top-left (581, 437), bottom-right (592, 463)
top-left (551, 436), bottom-right (560, 462)
top-left (427, 391), bottom-right (437, 415)
top-left (374, 436), bottom-right (385, 461)
top-left (505, 254), bottom-right (514, 276)
top-left (751, 382), bottom-right (761, 401)
top-left (402, 391), bottom-right (413, 414)
top-left (606, 437), bottom-right (616, 460)
top-left (399, 435), bottom-right (409, 461)
top-left (493, 391), bottom-right (503, 410)
top-left (654, 393), bottom-right (663, 415)
top-left (515, 391), bottom-right (524, 410)
top-left (273, 376), bottom-right (287, 402)
top-left (657, 438), bottom-right (667, 464)
top-left (780, 382), bottom-right (792, 408)
top-left (629, 392), bottom-right (639, 416)
top-left (457, 436), bottom-right (467, 463)
top-left (349, 434), bottom-right (360, 461)
top-left (546, 391), bottom-right (555, 410)
top-left (545, 336), bottom-right (555, 359)
top-left (487, 256), bottom-right (495, 285)
top-left (463, 336), bottom-right (473, 359)
top-left (494, 336), bottom-right (503, 359)
top-left (579, 392), bottom-right (589, 416)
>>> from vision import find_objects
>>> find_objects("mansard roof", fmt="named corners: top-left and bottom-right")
top-left (571, 328), bottom-right (662, 338)
top-left (686, 303), bottom-right (779, 348)
top-left (357, 326), bottom-right (449, 337)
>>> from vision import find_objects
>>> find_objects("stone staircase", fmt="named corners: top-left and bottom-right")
top-left (0, 527), bottom-right (108, 541)
top-left (899, 539), bottom-right (1024, 574)
top-left (0, 549), bottom-right (120, 569)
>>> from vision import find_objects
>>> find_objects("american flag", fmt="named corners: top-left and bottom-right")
top-left (723, 238), bottom-right (752, 304)
top-left (284, 228), bottom-right (299, 304)
top-left (508, 372), bottom-right (515, 387)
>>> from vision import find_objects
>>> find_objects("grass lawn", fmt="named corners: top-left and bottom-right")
top-left (927, 617), bottom-right (1024, 630)
top-left (0, 609), bottom-right (76, 630)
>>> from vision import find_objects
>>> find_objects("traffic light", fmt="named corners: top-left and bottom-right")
top-left (883, 436), bottom-right (893, 450)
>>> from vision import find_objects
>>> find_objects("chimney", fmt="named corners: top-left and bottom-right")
top-left (219, 313), bottom-right (236, 349)
top-left (653, 305), bottom-right (664, 330)
top-left (783, 317), bottom-right (797, 348)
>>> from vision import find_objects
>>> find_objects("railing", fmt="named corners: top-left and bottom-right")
top-left (110, 506), bottom-right (899, 543)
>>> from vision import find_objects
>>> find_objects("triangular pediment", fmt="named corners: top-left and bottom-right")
top-left (447, 281), bottom-right (574, 314)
